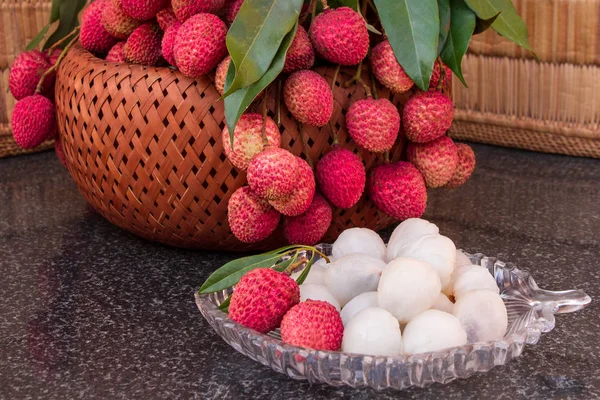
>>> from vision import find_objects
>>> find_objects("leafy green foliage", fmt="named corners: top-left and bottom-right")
top-left (440, 0), bottom-right (476, 86)
top-left (43, 0), bottom-right (87, 50)
top-left (437, 0), bottom-right (451, 54)
top-left (473, 12), bottom-right (501, 35)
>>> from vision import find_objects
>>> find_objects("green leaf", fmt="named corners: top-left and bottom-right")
top-left (464, 0), bottom-right (533, 52)
top-left (330, 0), bottom-right (359, 9)
top-left (437, 0), bottom-right (451, 54)
top-left (367, 24), bottom-right (382, 35)
top-left (474, 12), bottom-right (500, 34)
top-left (50, 0), bottom-right (61, 22)
top-left (218, 296), bottom-right (231, 312)
top-left (26, 24), bottom-right (52, 51)
top-left (224, 23), bottom-right (298, 141)
top-left (374, 0), bottom-right (440, 91)
top-left (440, 0), bottom-right (476, 87)
top-left (43, 0), bottom-right (87, 50)
top-left (223, 0), bottom-right (303, 96)
top-left (294, 258), bottom-right (315, 285)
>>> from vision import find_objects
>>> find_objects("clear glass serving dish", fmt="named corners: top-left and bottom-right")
top-left (195, 245), bottom-right (591, 390)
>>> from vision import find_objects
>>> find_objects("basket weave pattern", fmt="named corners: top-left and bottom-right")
top-left (55, 45), bottom-right (411, 250)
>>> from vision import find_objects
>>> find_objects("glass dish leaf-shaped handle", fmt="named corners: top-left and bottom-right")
top-left (533, 289), bottom-right (591, 314)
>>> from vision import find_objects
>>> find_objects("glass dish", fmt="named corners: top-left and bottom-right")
top-left (195, 245), bottom-right (591, 390)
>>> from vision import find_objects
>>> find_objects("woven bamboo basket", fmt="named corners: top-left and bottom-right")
top-left (55, 44), bottom-right (417, 251)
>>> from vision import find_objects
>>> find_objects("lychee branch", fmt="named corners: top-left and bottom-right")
top-left (47, 26), bottom-right (80, 52)
top-left (36, 33), bottom-right (79, 94)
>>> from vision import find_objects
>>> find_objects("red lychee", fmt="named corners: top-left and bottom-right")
top-left (48, 49), bottom-right (62, 66)
top-left (156, 7), bottom-right (178, 30)
top-left (9, 50), bottom-right (53, 100)
top-left (446, 143), bottom-right (476, 188)
top-left (403, 90), bottom-right (454, 144)
top-left (11, 95), bottom-right (56, 149)
top-left (115, 0), bottom-right (168, 21)
top-left (370, 39), bottom-right (414, 94)
top-left (214, 55), bottom-right (231, 96)
top-left (247, 147), bottom-right (299, 200)
top-left (172, 0), bottom-right (225, 21)
top-left (283, 194), bottom-right (332, 245)
top-left (346, 98), bottom-right (400, 153)
top-left (283, 70), bottom-right (333, 127)
top-left (106, 41), bottom-right (127, 62)
top-left (407, 136), bottom-right (459, 188)
top-left (102, 0), bottom-right (141, 39)
top-left (429, 61), bottom-right (452, 90)
top-left (316, 147), bottom-right (366, 209)
top-left (222, 0), bottom-right (243, 25)
top-left (227, 186), bottom-right (280, 243)
top-left (269, 157), bottom-right (316, 217)
top-left (280, 300), bottom-right (344, 351)
top-left (161, 21), bottom-right (182, 66)
top-left (124, 23), bottom-right (164, 65)
top-left (80, 0), bottom-right (119, 55)
top-left (282, 25), bottom-right (314, 74)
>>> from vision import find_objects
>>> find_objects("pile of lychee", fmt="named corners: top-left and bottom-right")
top-left (227, 218), bottom-right (508, 355)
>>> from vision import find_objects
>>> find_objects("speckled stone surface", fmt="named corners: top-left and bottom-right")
top-left (0, 144), bottom-right (598, 399)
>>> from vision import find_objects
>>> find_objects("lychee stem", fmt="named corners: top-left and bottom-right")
top-left (320, 0), bottom-right (329, 10)
top-left (36, 33), bottom-right (79, 94)
top-left (276, 78), bottom-right (282, 126)
top-left (384, 151), bottom-right (390, 163)
top-left (436, 58), bottom-right (446, 92)
top-left (357, 78), bottom-right (372, 97)
top-left (47, 26), bottom-right (80, 52)
top-left (284, 257), bottom-right (310, 275)
top-left (298, 122), bottom-right (315, 169)
top-left (344, 62), bottom-right (362, 88)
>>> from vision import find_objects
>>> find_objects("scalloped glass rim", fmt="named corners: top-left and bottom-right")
top-left (195, 246), bottom-right (591, 390)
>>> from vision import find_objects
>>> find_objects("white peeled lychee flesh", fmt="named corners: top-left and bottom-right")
top-left (456, 249), bottom-right (472, 267)
top-left (331, 227), bottom-right (387, 261)
top-left (324, 253), bottom-right (386, 306)
top-left (386, 218), bottom-right (440, 261)
top-left (431, 293), bottom-right (454, 314)
top-left (377, 257), bottom-right (441, 323)
top-left (453, 289), bottom-right (508, 343)
top-left (290, 257), bottom-right (332, 285)
top-left (402, 310), bottom-right (467, 355)
top-left (392, 234), bottom-right (456, 279)
top-left (340, 291), bottom-right (378, 325)
top-left (299, 283), bottom-right (340, 311)
top-left (342, 307), bottom-right (403, 356)
top-left (452, 265), bottom-right (499, 299)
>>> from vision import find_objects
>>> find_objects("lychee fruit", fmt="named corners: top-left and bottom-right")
top-left (283, 70), bottom-right (333, 127)
top-left (429, 60), bottom-right (452, 90)
top-left (124, 23), bottom-right (164, 65)
top-left (80, 0), bottom-right (119, 55)
top-left (156, 7), bottom-right (178, 30)
top-left (172, 0), bottom-right (225, 21)
top-left (403, 90), bottom-right (454, 143)
top-left (102, 0), bottom-right (141, 39)
top-left (222, 0), bottom-right (243, 25)
top-left (370, 39), bottom-right (414, 94)
top-left (214, 55), bottom-right (231, 95)
top-left (55, 139), bottom-right (67, 167)
top-left (222, 113), bottom-right (281, 170)
top-left (316, 147), bottom-right (366, 209)
top-left (309, 6), bottom-right (368, 66)
top-left (446, 143), bottom-right (476, 188)
top-left (247, 147), bottom-right (299, 200)
top-left (227, 186), bottom-right (280, 243)
top-left (106, 41), bottom-right (127, 62)
top-left (115, 0), bottom-right (168, 21)
top-left (270, 157), bottom-right (316, 217)
top-left (229, 268), bottom-right (300, 333)
top-left (282, 25), bottom-right (314, 74)
top-left (11, 95), bottom-right (56, 149)
top-left (368, 161), bottom-right (427, 220)
top-left (280, 300), bottom-right (344, 351)
top-left (173, 13), bottom-right (228, 77)
top-left (346, 98), bottom-right (400, 153)
top-left (161, 21), bottom-right (182, 66)
top-left (48, 49), bottom-right (62, 66)
top-left (407, 136), bottom-right (459, 188)
top-left (9, 50), bottom-right (53, 100)
top-left (283, 194), bottom-right (332, 245)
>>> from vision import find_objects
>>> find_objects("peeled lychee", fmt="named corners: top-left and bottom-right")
top-left (331, 227), bottom-right (386, 261)
top-left (80, 0), bottom-right (119, 55)
top-left (402, 310), bottom-right (467, 355)
top-left (247, 147), bottom-right (299, 200)
top-left (299, 283), bottom-right (340, 311)
top-left (116, 0), bottom-right (168, 21)
top-left (342, 307), bottom-right (403, 356)
top-left (172, 0), bottom-right (225, 21)
top-left (370, 40), bottom-right (414, 94)
top-left (123, 23), bottom-right (163, 66)
top-left (222, 113), bottom-right (280, 170)
top-left (106, 41), bottom-right (126, 62)
top-left (346, 98), bottom-right (400, 153)
top-left (11, 95), bottom-right (56, 149)
top-left (161, 21), bottom-right (181, 66)
top-left (386, 218), bottom-right (440, 262)
top-left (431, 293), bottom-right (454, 314)
top-left (174, 13), bottom-right (228, 77)
top-left (222, 0), bottom-right (243, 24)
top-left (408, 136), bottom-right (459, 188)
top-left (9, 50), bottom-right (53, 100)
top-left (283, 193), bottom-right (331, 245)
top-left (156, 7), bottom-right (178, 30)
top-left (227, 186), bottom-right (280, 243)
top-left (316, 147), bottom-right (366, 209)
top-left (453, 289), bottom-right (508, 342)
top-left (429, 61), bottom-right (452, 90)
top-left (290, 258), bottom-right (331, 286)
top-left (309, 6), bottom-right (368, 66)
top-left (214, 56), bottom-right (231, 95)
top-left (282, 26), bottom-right (314, 74)
top-left (340, 291), bottom-right (378, 326)
top-left (456, 250), bottom-right (473, 268)
top-left (229, 268), bottom-right (300, 333)
top-left (102, 0), bottom-right (141, 39)
top-left (368, 162), bottom-right (427, 220)
top-left (403, 90), bottom-right (454, 143)
top-left (280, 300), bottom-right (344, 351)
top-left (452, 266), bottom-right (499, 299)
top-left (446, 143), bottom-right (476, 188)
top-left (324, 253), bottom-right (386, 306)
top-left (392, 234), bottom-right (457, 280)
top-left (271, 157), bottom-right (316, 217)
top-left (283, 70), bottom-right (333, 127)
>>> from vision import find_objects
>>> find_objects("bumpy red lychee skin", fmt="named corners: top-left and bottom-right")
top-left (172, 0), bottom-right (224, 21)
top-left (214, 56), bottom-right (231, 95)
top-left (222, 113), bottom-right (281, 170)
top-left (156, 7), bottom-right (178, 30)
top-left (429, 61), bottom-right (452, 90)
top-left (346, 98), bottom-right (400, 153)
top-left (102, 0), bottom-right (141, 39)
top-left (11, 95), bottom-right (56, 149)
top-left (368, 161), bottom-right (427, 220)
top-left (282, 26), bottom-right (315, 74)
top-left (115, 0), bottom-right (168, 21)
top-left (407, 136), bottom-right (459, 188)
top-left (270, 157), bottom-right (316, 217)
top-left (80, 0), bottom-right (119, 55)
top-left (309, 7), bottom-right (369, 66)
top-left (316, 147), bottom-right (366, 209)
top-left (9, 51), bottom-right (53, 100)
top-left (161, 21), bottom-right (181, 66)
top-left (446, 143), bottom-right (476, 188)
top-left (124, 23), bottom-right (164, 65)
top-left (283, 70), bottom-right (333, 127)
top-left (370, 39), bottom-right (414, 94)
top-left (227, 186), bottom-right (280, 243)
top-left (222, 0), bottom-right (243, 24)
top-left (173, 13), bottom-right (228, 77)
top-left (247, 147), bottom-right (299, 200)
top-left (403, 91), bottom-right (454, 144)
top-left (280, 300), bottom-right (344, 351)
top-left (48, 49), bottom-right (62, 66)
top-left (229, 268), bottom-right (300, 334)
top-left (106, 41), bottom-right (127, 62)
top-left (284, 194), bottom-right (332, 245)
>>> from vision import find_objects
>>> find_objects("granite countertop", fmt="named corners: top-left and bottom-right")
top-left (1, 143), bottom-right (599, 399)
